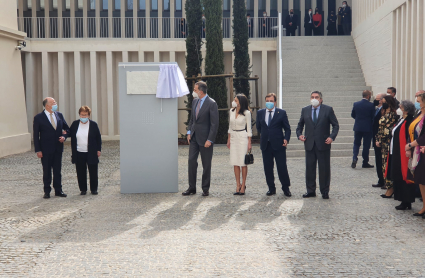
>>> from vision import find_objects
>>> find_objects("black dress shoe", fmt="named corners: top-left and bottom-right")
top-left (266, 191), bottom-right (276, 196)
top-left (182, 189), bottom-right (196, 196)
top-left (413, 212), bottom-right (425, 216)
top-left (380, 193), bottom-right (394, 198)
top-left (202, 191), bottom-right (209, 197)
top-left (322, 194), bottom-right (329, 199)
top-left (43, 193), bottom-right (50, 199)
top-left (351, 159), bottom-right (357, 168)
top-left (80, 191), bottom-right (87, 195)
top-left (395, 202), bottom-right (411, 210)
top-left (362, 163), bottom-right (374, 168)
top-left (283, 190), bottom-right (292, 197)
top-left (372, 183), bottom-right (383, 188)
top-left (91, 191), bottom-right (98, 195)
top-left (55, 192), bottom-right (67, 197)
top-left (303, 192), bottom-right (316, 198)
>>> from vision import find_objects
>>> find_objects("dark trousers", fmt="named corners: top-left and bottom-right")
top-left (374, 145), bottom-right (384, 185)
top-left (261, 142), bottom-right (291, 193)
top-left (338, 25), bottom-right (344, 35)
top-left (41, 149), bottom-right (63, 194)
top-left (188, 134), bottom-right (213, 192)
top-left (353, 131), bottom-right (372, 164)
top-left (305, 144), bottom-right (331, 195)
top-left (342, 23), bottom-right (350, 35)
top-left (286, 28), bottom-right (296, 36)
top-left (305, 23), bottom-right (313, 36)
top-left (75, 152), bottom-right (98, 193)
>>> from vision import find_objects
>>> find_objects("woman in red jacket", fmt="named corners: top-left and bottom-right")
top-left (313, 8), bottom-right (322, 36)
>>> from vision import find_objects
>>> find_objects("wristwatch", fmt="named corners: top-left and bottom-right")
top-left (409, 143), bottom-right (412, 148)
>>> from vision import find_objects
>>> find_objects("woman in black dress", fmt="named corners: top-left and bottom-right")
top-left (390, 101), bottom-right (415, 210)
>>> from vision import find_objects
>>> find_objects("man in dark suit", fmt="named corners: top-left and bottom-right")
top-left (183, 81), bottom-right (219, 197)
top-left (259, 11), bottom-right (270, 38)
top-left (256, 93), bottom-right (292, 197)
top-left (372, 93), bottom-right (385, 188)
top-left (33, 97), bottom-right (70, 199)
top-left (247, 14), bottom-right (253, 38)
top-left (339, 1), bottom-right (351, 35)
top-left (387, 87), bottom-right (400, 108)
top-left (304, 8), bottom-right (314, 36)
top-left (351, 90), bottom-right (375, 169)
top-left (285, 9), bottom-right (298, 36)
top-left (296, 91), bottom-right (339, 199)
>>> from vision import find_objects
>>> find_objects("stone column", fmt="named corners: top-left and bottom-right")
top-left (133, 0), bottom-right (138, 38)
top-left (146, 0), bottom-right (151, 38)
top-left (323, 0), bottom-right (328, 36)
top-left (90, 51), bottom-right (98, 122)
top-left (42, 51), bottom-right (49, 99)
top-left (121, 0), bottom-right (126, 38)
top-left (58, 51), bottom-right (67, 119)
top-left (106, 51), bottom-right (114, 136)
top-left (70, 0), bottom-right (76, 37)
top-left (74, 51), bottom-right (82, 117)
top-left (170, 0), bottom-right (175, 38)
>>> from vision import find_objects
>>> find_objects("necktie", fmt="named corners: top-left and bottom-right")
top-left (195, 100), bottom-right (201, 119)
top-left (313, 108), bottom-right (317, 124)
top-left (50, 113), bottom-right (56, 130)
top-left (268, 111), bottom-right (272, 126)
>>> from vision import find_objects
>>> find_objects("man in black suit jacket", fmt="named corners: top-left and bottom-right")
top-left (387, 87), bottom-right (400, 108)
top-left (256, 93), bottom-right (292, 197)
top-left (183, 81), bottom-right (219, 197)
top-left (339, 1), bottom-right (351, 35)
top-left (304, 9), bottom-right (314, 36)
top-left (296, 91), bottom-right (339, 199)
top-left (351, 90), bottom-right (375, 169)
top-left (247, 14), bottom-right (253, 38)
top-left (285, 9), bottom-right (298, 36)
top-left (372, 93), bottom-right (385, 188)
top-left (33, 97), bottom-right (70, 199)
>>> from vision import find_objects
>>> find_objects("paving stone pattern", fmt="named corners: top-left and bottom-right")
top-left (0, 141), bottom-right (424, 277)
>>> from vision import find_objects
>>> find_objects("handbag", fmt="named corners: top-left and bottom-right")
top-left (244, 149), bottom-right (254, 165)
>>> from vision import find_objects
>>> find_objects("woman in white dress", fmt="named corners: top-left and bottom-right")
top-left (227, 94), bottom-right (252, 195)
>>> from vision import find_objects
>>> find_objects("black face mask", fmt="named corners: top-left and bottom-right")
top-left (290, 12), bottom-right (294, 14)
top-left (373, 99), bottom-right (380, 106)
top-left (382, 103), bottom-right (389, 110)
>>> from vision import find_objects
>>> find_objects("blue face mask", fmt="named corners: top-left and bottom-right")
top-left (80, 118), bottom-right (89, 123)
top-left (266, 102), bottom-right (275, 110)
top-left (415, 102), bottom-right (421, 110)
top-left (51, 104), bottom-right (58, 112)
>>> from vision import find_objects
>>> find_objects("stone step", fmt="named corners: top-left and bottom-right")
top-left (283, 96), bottom-right (362, 102)
top-left (289, 129), bottom-right (356, 138)
top-left (282, 56), bottom-right (361, 61)
top-left (283, 80), bottom-right (366, 86)
top-left (282, 85), bottom-right (371, 91)
top-left (282, 69), bottom-right (364, 74)
top-left (287, 142), bottom-right (370, 151)
top-left (283, 106), bottom-right (353, 113)
top-left (286, 149), bottom-right (367, 158)
top-left (286, 111), bottom-right (353, 118)
top-left (282, 73), bottom-right (365, 78)
top-left (282, 92), bottom-right (366, 98)
top-left (289, 135), bottom-right (356, 144)
top-left (289, 117), bottom-right (354, 125)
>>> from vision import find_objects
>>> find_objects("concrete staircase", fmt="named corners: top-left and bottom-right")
top-left (280, 36), bottom-right (371, 158)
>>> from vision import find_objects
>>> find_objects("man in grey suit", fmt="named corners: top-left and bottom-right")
top-left (183, 81), bottom-right (219, 197)
top-left (296, 91), bottom-right (340, 199)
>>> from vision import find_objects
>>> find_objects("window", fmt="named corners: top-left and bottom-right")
top-left (223, 0), bottom-right (230, 11)
top-left (139, 0), bottom-right (146, 10)
top-left (28, 0), bottom-right (32, 9)
top-left (271, 0), bottom-right (277, 11)
top-left (282, 0), bottom-right (288, 10)
top-left (40, 0), bottom-right (45, 10)
top-left (90, 0), bottom-right (95, 9)
top-left (151, 0), bottom-right (158, 10)
top-left (77, 0), bottom-right (83, 10)
top-left (115, 0), bottom-right (121, 10)
top-left (52, 0), bottom-right (58, 9)
top-left (259, 0), bottom-right (266, 10)
top-left (127, 0), bottom-right (134, 9)
top-left (246, 0), bottom-right (253, 10)
top-left (103, 0), bottom-right (108, 10)
top-left (164, 0), bottom-right (169, 10)
top-left (176, 0), bottom-right (181, 11)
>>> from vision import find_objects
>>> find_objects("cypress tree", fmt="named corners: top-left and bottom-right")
top-left (232, 0), bottom-right (251, 97)
top-left (204, 0), bottom-right (228, 144)
top-left (184, 0), bottom-right (203, 128)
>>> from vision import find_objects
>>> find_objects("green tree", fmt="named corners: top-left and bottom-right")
top-left (184, 0), bottom-right (203, 128)
top-left (204, 0), bottom-right (228, 144)
top-left (232, 0), bottom-right (251, 97)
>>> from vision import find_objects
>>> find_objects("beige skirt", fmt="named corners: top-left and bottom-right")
top-left (229, 131), bottom-right (249, 166)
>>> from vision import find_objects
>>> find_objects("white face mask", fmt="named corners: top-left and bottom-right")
top-left (311, 98), bottom-right (320, 107)
top-left (396, 108), bottom-right (403, 116)
top-left (309, 11), bottom-right (312, 14)
top-left (343, 4), bottom-right (346, 8)
top-left (232, 101), bottom-right (237, 108)
top-left (263, 14), bottom-right (266, 17)
top-left (192, 91), bottom-right (198, 99)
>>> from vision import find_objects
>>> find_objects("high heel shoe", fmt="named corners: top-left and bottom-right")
top-left (233, 186), bottom-right (241, 195)
top-left (380, 193), bottom-right (394, 198)
top-left (395, 202), bottom-right (412, 210)
top-left (413, 211), bottom-right (425, 216)
top-left (239, 186), bottom-right (246, 196)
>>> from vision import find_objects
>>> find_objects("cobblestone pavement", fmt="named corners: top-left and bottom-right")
top-left (1, 141), bottom-right (424, 277)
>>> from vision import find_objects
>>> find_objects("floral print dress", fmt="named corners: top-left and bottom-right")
top-left (376, 111), bottom-right (399, 189)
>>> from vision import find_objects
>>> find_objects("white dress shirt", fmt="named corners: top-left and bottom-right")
top-left (390, 118), bottom-right (404, 155)
top-left (44, 110), bottom-right (57, 127)
top-left (76, 121), bottom-right (90, 152)
top-left (265, 107), bottom-right (276, 126)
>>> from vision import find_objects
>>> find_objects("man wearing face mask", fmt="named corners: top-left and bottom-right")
top-left (304, 8), bottom-right (314, 36)
top-left (183, 81), bottom-right (219, 197)
top-left (387, 87), bottom-right (400, 108)
top-left (33, 97), bottom-right (70, 199)
top-left (285, 9), bottom-right (298, 36)
top-left (372, 93), bottom-right (386, 188)
top-left (338, 1), bottom-right (351, 36)
top-left (351, 90), bottom-right (375, 169)
top-left (260, 11), bottom-right (269, 38)
top-left (415, 90), bottom-right (425, 116)
top-left (256, 93), bottom-right (292, 197)
top-left (296, 91), bottom-right (339, 199)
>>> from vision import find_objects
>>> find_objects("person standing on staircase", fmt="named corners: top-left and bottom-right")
top-left (296, 91), bottom-right (340, 199)
top-left (304, 8), bottom-right (314, 36)
top-left (312, 8), bottom-right (322, 36)
top-left (339, 1), bottom-right (351, 36)
top-left (285, 9), bottom-right (298, 36)
top-left (351, 90), bottom-right (375, 169)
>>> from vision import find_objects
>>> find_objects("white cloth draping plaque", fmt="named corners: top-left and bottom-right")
top-left (156, 64), bottom-right (190, 98)
top-left (126, 71), bottom-right (159, 95)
